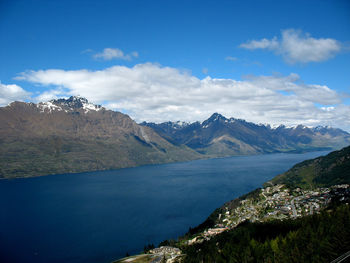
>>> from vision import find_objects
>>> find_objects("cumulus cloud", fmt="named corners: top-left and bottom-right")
top-left (240, 29), bottom-right (341, 64)
top-left (94, 48), bottom-right (139, 61)
top-left (0, 82), bottom-right (31, 106)
top-left (16, 63), bottom-right (350, 131)
top-left (245, 74), bottom-right (340, 105)
top-left (34, 87), bottom-right (67, 102)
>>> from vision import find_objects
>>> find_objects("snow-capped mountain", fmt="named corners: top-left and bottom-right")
top-left (0, 97), bottom-right (200, 178)
top-left (1, 97), bottom-right (349, 179)
top-left (36, 96), bottom-right (103, 113)
top-left (141, 113), bottom-right (350, 156)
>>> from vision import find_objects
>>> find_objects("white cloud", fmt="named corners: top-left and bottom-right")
top-left (16, 63), bottom-right (350, 131)
top-left (93, 48), bottom-right (139, 61)
top-left (34, 87), bottom-right (67, 102)
top-left (225, 56), bottom-right (238, 61)
top-left (245, 74), bottom-right (340, 105)
top-left (240, 37), bottom-right (279, 50)
top-left (0, 82), bottom-right (31, 106)
top-left (240, 29), bottom-right (341, 64)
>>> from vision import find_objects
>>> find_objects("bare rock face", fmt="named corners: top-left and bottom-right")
top-left (0, 97), bottom-right (201, 178)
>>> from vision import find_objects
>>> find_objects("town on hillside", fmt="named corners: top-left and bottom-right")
top-left (115, 184), bottom-right (350, 263)
top-left (187, 184), bottom-right (350, 245)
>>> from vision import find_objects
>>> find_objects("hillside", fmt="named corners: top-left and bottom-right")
top-left (195, 145), bottom-right (350, 234)
top-left (142, 113), bottom-right (350, 156)
top-left (177, 146), bottom-right (350, 262)
top-left (0, 97), bottom-right (201, 178)
top-left (182, 203), bottom-right (350, 263)
top-left (269, 145), bottom-right (350, 189)
top-left (116, 145), bottom-right (350, 263)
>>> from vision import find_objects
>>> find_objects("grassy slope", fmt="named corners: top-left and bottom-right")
top-left (0, 136), bottom-right (201, 178)
top-left (269, 145), bottom-right (350, 189)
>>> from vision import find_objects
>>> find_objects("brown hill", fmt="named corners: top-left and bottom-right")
top-left (0, 97), bottom-right (201, 178)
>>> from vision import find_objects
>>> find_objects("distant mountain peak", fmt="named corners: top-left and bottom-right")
top-left (201, 113), bottom-right (228, 128)
top-left (312, 125), bottom-right (349, 136)
top-left (173, 121), bottom-right (190, 129)
top-left (37, 96), bottom-right (103, 113)
top-left (209, 112), bottom-right (227, 121)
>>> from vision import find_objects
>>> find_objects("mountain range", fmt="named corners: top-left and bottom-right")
top-left (142, 113), bottom-right (350, 156)
top-left (1, 96), bottom-right (349, 178)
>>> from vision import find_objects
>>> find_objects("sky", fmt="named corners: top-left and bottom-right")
top-left (1, 0), bottom-right (350, 130)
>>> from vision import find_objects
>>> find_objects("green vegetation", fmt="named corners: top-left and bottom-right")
top-left (181, 203), bottom-right (350, 263)
top-left (269, 145), bottom-right (350, 189)
top-left (112, 145), bottom-right (350, 263)
top-left (0, 135), bottom-right (201, 179)
top-left (140, 145), bottom-right (350, 263)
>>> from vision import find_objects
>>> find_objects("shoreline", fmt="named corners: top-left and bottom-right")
top-left (0, 148), bottom-right (332, 180)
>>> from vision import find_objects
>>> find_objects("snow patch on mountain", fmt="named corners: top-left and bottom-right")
top-left (81, 101), bottom-right (102, 113)
top-left (37, 96), bottom-right (103, 113)
top-left (37, 101), bottom-right (63, 113)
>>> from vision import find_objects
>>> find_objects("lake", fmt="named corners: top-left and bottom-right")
top-left (0, 151), bottom-right (328, 263)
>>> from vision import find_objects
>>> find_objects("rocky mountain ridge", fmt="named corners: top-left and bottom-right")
top-left (142, 113), bottom-right (350, 156)
top-left (0, 97), bottom-right (201, 178)
top-left (36, 96), bottom-right (103, 113)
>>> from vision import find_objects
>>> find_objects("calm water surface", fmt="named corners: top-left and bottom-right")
top-left (0, 151), bottom-right (328, 263)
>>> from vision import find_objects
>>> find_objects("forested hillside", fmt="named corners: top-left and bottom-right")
top-left (270, 145), bottom-right (350, 189)
top-left (182, 203), bottom-right (350, 263)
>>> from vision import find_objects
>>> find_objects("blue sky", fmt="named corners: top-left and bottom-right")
top-left (1, 0), bottom-right (350, 130)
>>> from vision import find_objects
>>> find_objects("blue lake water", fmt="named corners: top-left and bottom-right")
top-left (0, 151), bottom-right (329, 263)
